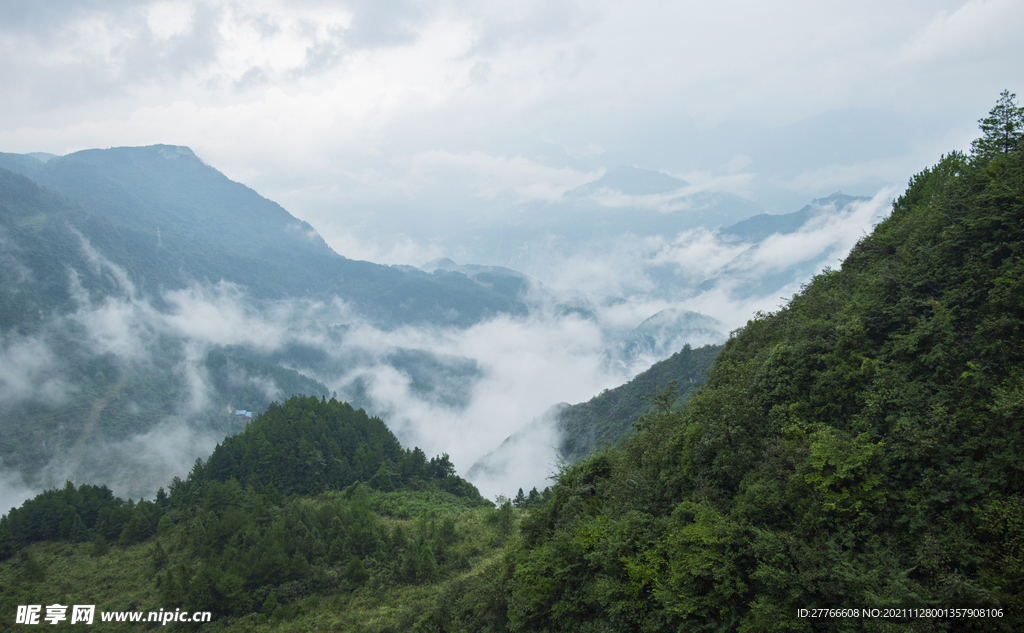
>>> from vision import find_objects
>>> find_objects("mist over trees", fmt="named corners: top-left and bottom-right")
top-left (0, 136), bottom-right (889, 506)
top-left (2, 92), bottom-right (1022, 631)
top-left (488, 91), bottom-right (1024, 632)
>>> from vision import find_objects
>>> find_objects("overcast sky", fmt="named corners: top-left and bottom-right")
top-left (1, 0), bottom-right (1021, 266)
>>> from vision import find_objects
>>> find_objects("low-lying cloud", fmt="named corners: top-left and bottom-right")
top-left (1, 192), bottom-right (892, 508)
top-left (0, 334), bottom-right (72, 408)
top-left (523, 189), bottom-right (894, 325)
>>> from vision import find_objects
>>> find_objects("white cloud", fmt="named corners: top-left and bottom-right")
top-left (320, 231), bottom-right (446, 266)
top-left (747, 192), bottom-right (892, 271)
top-left (41, 418), bottom-right (223, 502)
top-left (0, 468), bottom-right (38, 515)
top-left (73, 296), bottom-right (160, 362)
top-left (896, 0), bottom-right (1022, 67)
top-left (163, 282), bottom-right (286, 349)
top-left (326, 310), bottom-right (619, 498)
top-left (147, 2), bottom-right (195, 40)
top-left (0, 335), bottom-right (73, 408)
top-left (651, 228), bottom-right (752, 279)
top-left (1, 0), bottom-right (1019, 237)
top-left (411, 150), bottom-right (602, 202)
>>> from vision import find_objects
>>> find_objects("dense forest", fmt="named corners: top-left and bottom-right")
top-left (0, 397), bottom-right (505, 629)
top-left (490, 90), bottom-right (1024, 632)
top-left (2, 92), bottom-right (1022, 631)
top-left (557, 342), bottom-right (722, 462)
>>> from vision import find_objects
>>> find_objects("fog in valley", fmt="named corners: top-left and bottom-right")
top-left (0, 174), bottom-right (892, 509)
top-left (1, 0), bottom-right (1021, 512)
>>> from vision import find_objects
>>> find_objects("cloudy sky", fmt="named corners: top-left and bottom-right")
top-left (1, 0), bottom-right (1021, 266)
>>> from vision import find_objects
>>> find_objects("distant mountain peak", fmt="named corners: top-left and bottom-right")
top-left (155, 144), bottom-right (198, 160)
top-left (567, 165), bottom-right (688, 197)
top-left (614, 307), bottom-right (726, 373)
top-left (720, 192), bottom-right (871, 243)
top-left (810, 191), bottom-right (864, 206)
top-left (421, 257), bottom-right (460, 272)
top-left (25, 152), bottom-right (58, 163)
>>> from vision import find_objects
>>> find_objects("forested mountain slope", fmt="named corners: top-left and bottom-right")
top-left (466, 343), bottom-right (722, 489)
top-left (0, 167), bottom-right (332, 485)
top-left (0, 146), bottom-right (526, 497)
top-left (0, 396), bottom-right (500, 630)
top-left (4, 95), bottom-right (1022, 633)
top-left (557, 343), bottom-right (722, 462)
top-left (496, 94), bottom-right (1024, 631)
top-left (0, 146), bottom-right (528, 327)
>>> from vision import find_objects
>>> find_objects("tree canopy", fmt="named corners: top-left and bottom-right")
top-left (501, 90), bottom-right (1024, 632)
top-left (971, 89), bottom-right (1024, 160)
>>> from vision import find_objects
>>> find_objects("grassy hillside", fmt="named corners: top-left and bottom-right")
top-left (1, 491), bottom-right (515, 632)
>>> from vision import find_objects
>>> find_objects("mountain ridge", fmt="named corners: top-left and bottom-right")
top-left (0, 146), bottom-right (530, 327)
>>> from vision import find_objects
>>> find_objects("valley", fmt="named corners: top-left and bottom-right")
top-left (3, 93), bottom-right (1023, 629)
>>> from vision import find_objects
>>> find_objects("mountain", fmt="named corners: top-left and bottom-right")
top-left (0, 396), bottom-right (502, 630)
top-left (612, 307), bottom-right (727, 373)
top-left (566, 165), bottom-right (688, 196)
top-left (0, 144), bottom-right (880, 508)
top-left (719, 191), bottom-right (869, 242)
top-left (0, 146), bottom-right (540, 501)
top-left (3, 94), bottom-right (1022, 633)
top-left (404, 164), bottom-right (765, 274)
top-left (502, 117), bottom-right (1024, 630)
top-left (467, 343), bottom-right (723, 485)
top-left (418, 257), bottom-right (531, 301)
top-left (674, 191), bottom-right (881, 301)
top-left (0, 146), bottom-right (528, 327)
top-left (0, 151), bottom-right (575, 504)
top-left (557, 342), bottom-right (723, 462)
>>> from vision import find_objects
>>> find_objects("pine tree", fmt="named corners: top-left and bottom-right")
top-left (161, 567), bottom-right (186, 606)
top-left (261, 590), bottom-right (280, 616)
top-left (345, 554), bottom-right (368, 585)
top-left (69, 513), bottom-right (89, 543)
top-left (418, 544), bottom-right (439, 582)
top-left (370, 462), bottom-right (396, 492)
top-left (527, 487), bottom-right (541, 506)
top-left (513, 488), bottom-right (526, 508)
top-left (971, 90), bottom-right (1024, 160)
top-left (18, 550), bottom-right (45, 583)
top-left (90, 533), bottom-right (109, 558)
top-left (151, 540), bottom-right (169, 571)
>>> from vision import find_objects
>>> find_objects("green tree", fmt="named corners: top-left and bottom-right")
top-left (418, 544), bottom-right (439, 583)
top-left (151, 540), bottom-right (169, 571)
top-left (89, 533), bottom-right (109, 558)
top-left (18, 550), bottom-right (45, 583)
top-left (261, 590), bottom-right (280, 616)
top-left (526, 487), bottom-right (541, 507)
top-left (972, 89), bottom-right (1024, 160)
top-left (513, 488), bottom-right (526, 508)
top-left (345, 554), bottom-right (368, 585)
top-left (69, 514), bottom-right (89, 543)
top-left (370, 462), bottom-right (396, 492)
